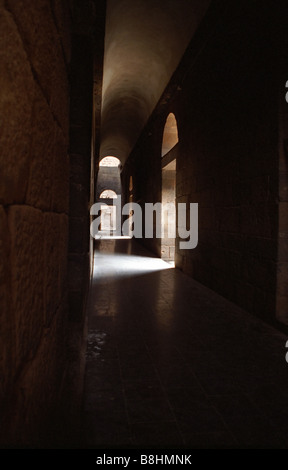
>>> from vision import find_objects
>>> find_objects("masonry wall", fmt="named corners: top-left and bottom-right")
top-left (68, 0), bottom-right (105, 324)
top-left (96, 166), bottom-right (121, 199)
top-left (0, 0), bottom-right (72, 446)
top-left (123, 1), bottom-right (286, 327)
top-left (277, 72), bottom-right (288, 325)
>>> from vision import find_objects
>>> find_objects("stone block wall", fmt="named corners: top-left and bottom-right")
top-left (68, 32), bottom-right (94, 322)
top-left (68, 0), bottom-right (106, 323)
top-left (123, 1), bottom-right (286, 327)
top-left (96, 166), bottom-right (122, 199)
top-left (0, 0), bottom-right (71, 446)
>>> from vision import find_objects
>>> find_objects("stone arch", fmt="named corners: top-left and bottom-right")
top-left (99, 156), bottom-right (121, 167)
top-left (99, 190), bottom-right (118, 199)
top-left (161, 113), bottom-right (179, 157)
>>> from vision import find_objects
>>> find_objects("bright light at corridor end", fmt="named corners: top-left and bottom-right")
top-left (93, 251), bottom-right (174, 280)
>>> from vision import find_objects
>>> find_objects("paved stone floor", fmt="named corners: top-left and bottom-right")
top-left (80, 239), bottom-right (288, 449)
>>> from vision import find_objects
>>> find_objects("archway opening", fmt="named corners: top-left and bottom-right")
top-left (161, 160), bottom-right (176, 263)
top-left (99, 204), bottom-right (117, 234)
top-left (99, 156), bottom-right (121, 167)
top-left (161, 114), bottom-right (178, 264)
top-left (161, 113), bottom-right (179, 157)
top-left (100, 190), bottom-right (118, 199)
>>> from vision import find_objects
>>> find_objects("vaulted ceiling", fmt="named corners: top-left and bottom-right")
top-left (100, 0), bottom-right (211, 164)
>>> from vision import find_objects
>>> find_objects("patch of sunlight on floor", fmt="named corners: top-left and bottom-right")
top-left (93, 252), bottom-right (174, 280)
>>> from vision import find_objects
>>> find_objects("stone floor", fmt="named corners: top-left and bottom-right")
top-left (80, 239), bottom-right (288, 449)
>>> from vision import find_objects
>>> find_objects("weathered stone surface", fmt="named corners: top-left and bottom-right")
top-left (5, 0), bottom-right (69, 135)
top-left (8, 296), bottom-right (68, 445)
top-left (52, 126), bottom-right (69, 213)
top-left (8, 206), bottom-right (44, 367)
top-left (0, 0), bottom-right (85, 445)
top-left (44, 213), bottom-right (68, 326)
top-left (6, 0), bottom-right (60, 102)
top-left (0, 10), bottom-right (35, 204)
top-left (26, 87), bottom-right (55, 211)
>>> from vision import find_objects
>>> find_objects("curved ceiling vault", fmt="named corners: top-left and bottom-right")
top-left (100, 0), bottom-right (211, 165)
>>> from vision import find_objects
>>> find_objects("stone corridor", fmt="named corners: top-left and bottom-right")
top-left (80, 240), bottom-right (288, 449)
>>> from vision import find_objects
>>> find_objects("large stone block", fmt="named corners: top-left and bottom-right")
top-left (44, 212), bottom-right (68, 326)
top-left (44, 213), bottom-right (61, 326)
top-left (8, 296), bottom-right (68, 446)
top-left (0, 10), bottom-right (35, 204)
top-left (6, 0), bottom-right (63, 104)
top-left (43, 211), bottom-right (68, 326)
top-left (8, 206), bottom-right (44, 367)
top-left (26, 87), bottom-right (55, 211)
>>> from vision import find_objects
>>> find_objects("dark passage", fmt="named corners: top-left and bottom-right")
top-left (1, 0), bottom-right (288, 449)
top-left (81, 240), bottom-right (288, 449)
